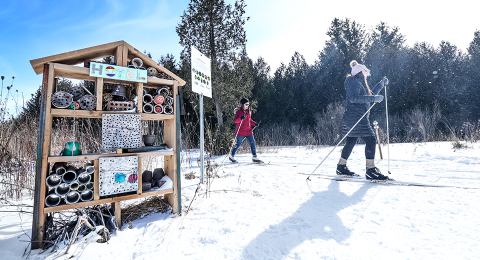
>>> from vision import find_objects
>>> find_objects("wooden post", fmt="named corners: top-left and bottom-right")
top-left (31, 64), bottom-right (49, 249)
top-left (137, 157), bottom-right (142, 195)
top-left (95, 77), bottom-right (103, 111)
top-left (94, 159), bottom-right (100, 201)
top-left (115, 45), bottom-right (123, 66)
top-left (136, 82), bottom-right (143, 113)
top-left (32, 63), bottom-right (55, 249)
top-left (164, 81), bottom-right (178, 213)
top-left (111, 201), bottom-right (122, 228)
top-left (122, 45), bottom-right (128, 67)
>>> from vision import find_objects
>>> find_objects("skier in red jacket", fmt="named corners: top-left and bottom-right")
top-left (229, 98), bottom-right (262, 163)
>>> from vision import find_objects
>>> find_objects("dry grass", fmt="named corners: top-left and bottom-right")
top-left (121, 196), bottom-right (171, 226)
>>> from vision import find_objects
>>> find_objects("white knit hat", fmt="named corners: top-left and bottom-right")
top-left (351, 64), bottom-right (367, 76)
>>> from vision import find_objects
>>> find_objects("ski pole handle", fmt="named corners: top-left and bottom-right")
top-left (251, 120), bottom-right (261, 132)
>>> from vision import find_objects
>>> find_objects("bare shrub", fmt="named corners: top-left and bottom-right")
top-left (405, 103), bottom-right (442, 142)
top-left (451, 140), bottom-right (469, 150)
top-left (254, 124), bottom-right (319, 149)
top-left (459, 120), bottom-right (480, 143)
top-left (314, 101), bottom-right (344, 145)
top-left (0, 116), bottom-right (37, 200)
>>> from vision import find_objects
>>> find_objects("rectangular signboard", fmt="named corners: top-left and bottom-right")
top-left (191, 46), bottom-right (212, 98)
top-left (89, 62), bottom-right (147, 83)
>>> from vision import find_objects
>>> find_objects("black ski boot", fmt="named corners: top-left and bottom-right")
top-left (336, 164), bottom-right (356, 176)
top-left (365, 167), bottom-right (389, 181)
top-left (252, 155), bottom-right (263, 163)
top-left (229, 155), bottom-right (237, 163)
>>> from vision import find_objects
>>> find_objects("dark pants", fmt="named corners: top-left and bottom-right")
top-left (231, 135), bottom-right (256, 156)
top-left (341, 136), bottom-right (376, 160)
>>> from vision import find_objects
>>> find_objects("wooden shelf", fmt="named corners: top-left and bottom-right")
top-left (43, 188), bottom-right (174, 214)
top-left (50, 109), bottom-right (174, 120)
top-left (47, 150), bottom-right (175, 163)
top-left (141, 112), bottom-right (174, 120)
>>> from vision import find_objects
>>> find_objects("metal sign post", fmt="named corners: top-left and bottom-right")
top-left (191, 46), bottom-right (212, 184)
top-left (199, 94), bottom-right (204, 183)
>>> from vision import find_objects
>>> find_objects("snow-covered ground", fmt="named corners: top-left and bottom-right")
top-left (1, 142), bottom-right (480, 259)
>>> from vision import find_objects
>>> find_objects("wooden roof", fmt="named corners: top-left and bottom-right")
top-left (30, 40), bottom-right (185, 86)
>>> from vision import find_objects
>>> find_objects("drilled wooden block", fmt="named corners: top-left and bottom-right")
top-left (102, 114), bottom-right (141, 150)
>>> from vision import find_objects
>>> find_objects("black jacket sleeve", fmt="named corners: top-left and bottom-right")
top-left (346, 78), bottom-right (381, 103)
top-left (371, 79), bottom-right (385, 95)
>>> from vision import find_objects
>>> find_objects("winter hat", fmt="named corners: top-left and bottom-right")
top-left (350, 60), bottom-right (368, 76)
top-left (240, 98), bottom-right (249, 105)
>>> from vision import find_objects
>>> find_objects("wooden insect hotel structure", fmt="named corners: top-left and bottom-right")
top-left (30, 41), bottom-right (185, 249)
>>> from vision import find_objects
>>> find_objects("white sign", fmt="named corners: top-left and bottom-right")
top-left (191, 46), bottom-right (212, 98)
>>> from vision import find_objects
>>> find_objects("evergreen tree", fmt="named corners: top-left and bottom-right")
top-left (18, 86), bottom-right (42, 120)
top-left (158, 54), bottom-right (179, 75)
top-left (364, 22), bottom-right (407, 120)
top-left (314, 18), bottom-right (367, 104)
top-left (250, 57), bottom-right (274, 125)
top-left (433, 41), bottom-right (466, 123)
top-left (176, 0), bottom-right (250, 126)
top-left (466, 30), bottom-right (480, 120)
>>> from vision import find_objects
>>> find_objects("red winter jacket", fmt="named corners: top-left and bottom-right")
top-left (233, 107), bottom-right (257, 136)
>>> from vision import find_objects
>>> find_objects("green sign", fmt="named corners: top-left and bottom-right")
top-left (89, 62), bottom-right (147, 83)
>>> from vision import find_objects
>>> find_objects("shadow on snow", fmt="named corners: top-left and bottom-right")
top-left (241, 180), bottom-right (371, 259)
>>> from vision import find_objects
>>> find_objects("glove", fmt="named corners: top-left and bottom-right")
top-left (241, 115), bottom-right (245, 120)
top-left (381, 77), bottom-right (389, 86)
top-left (255, 121), bottom-right (261, 128)
top-left (373, 95), bottom-right (384, 103)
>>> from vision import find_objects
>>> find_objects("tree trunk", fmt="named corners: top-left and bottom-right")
top-left (213, 84), bottom-right (223, 126)
top-left (208, 2), bottom-right (223, 126)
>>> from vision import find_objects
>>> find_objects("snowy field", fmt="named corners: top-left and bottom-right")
top-left (1, 141), bottom-right (480, 260)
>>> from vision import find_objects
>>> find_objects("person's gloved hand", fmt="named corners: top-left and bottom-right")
top-left (241, 115), bottom-right (245, 120)
top-left (373, 95), bottom-right (384, 103)
top-left (255, 121), bottom-right (261, 128)
top-left (382, 77), bottom-right (389, 86)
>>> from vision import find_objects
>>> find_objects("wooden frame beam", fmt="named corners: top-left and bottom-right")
top-left (44, 188), bottom-right (174, 214)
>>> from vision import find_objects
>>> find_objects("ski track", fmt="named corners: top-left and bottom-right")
top-left (1, 142), bottom-right (479, 259)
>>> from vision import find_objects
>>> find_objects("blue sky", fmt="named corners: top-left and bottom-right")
top-left (1, 0), bottom-right (478, 116)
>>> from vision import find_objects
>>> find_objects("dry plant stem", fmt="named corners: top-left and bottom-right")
top-left (65, 216), bottom-right (94, 254)
top-left (177, 184), bottom-right (201, 232)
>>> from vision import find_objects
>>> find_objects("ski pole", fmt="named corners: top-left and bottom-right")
top-left (251, 120), bottom-right (261, 132)
top-left (306, 102), bottom-right (377, 181)
top-left (224, 111), bottom-right (245, 162)
top-left (384, 84), bottom-right (391, 174)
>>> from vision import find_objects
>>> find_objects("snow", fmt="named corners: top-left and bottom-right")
top-left (1, 142), bottom-right (480, 259)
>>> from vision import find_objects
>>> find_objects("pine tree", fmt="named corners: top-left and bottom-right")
top-left (315, 18), bottom-right (367, 104)
top-left (364, 22), bottom-right (407, 120)
top-left (176, 0), bottom-right (250, 126)
top-left (466, 30), bottom-right (480, 120)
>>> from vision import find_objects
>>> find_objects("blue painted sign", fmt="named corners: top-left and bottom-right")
top-left (89, 62), bottom-right (147, 83)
